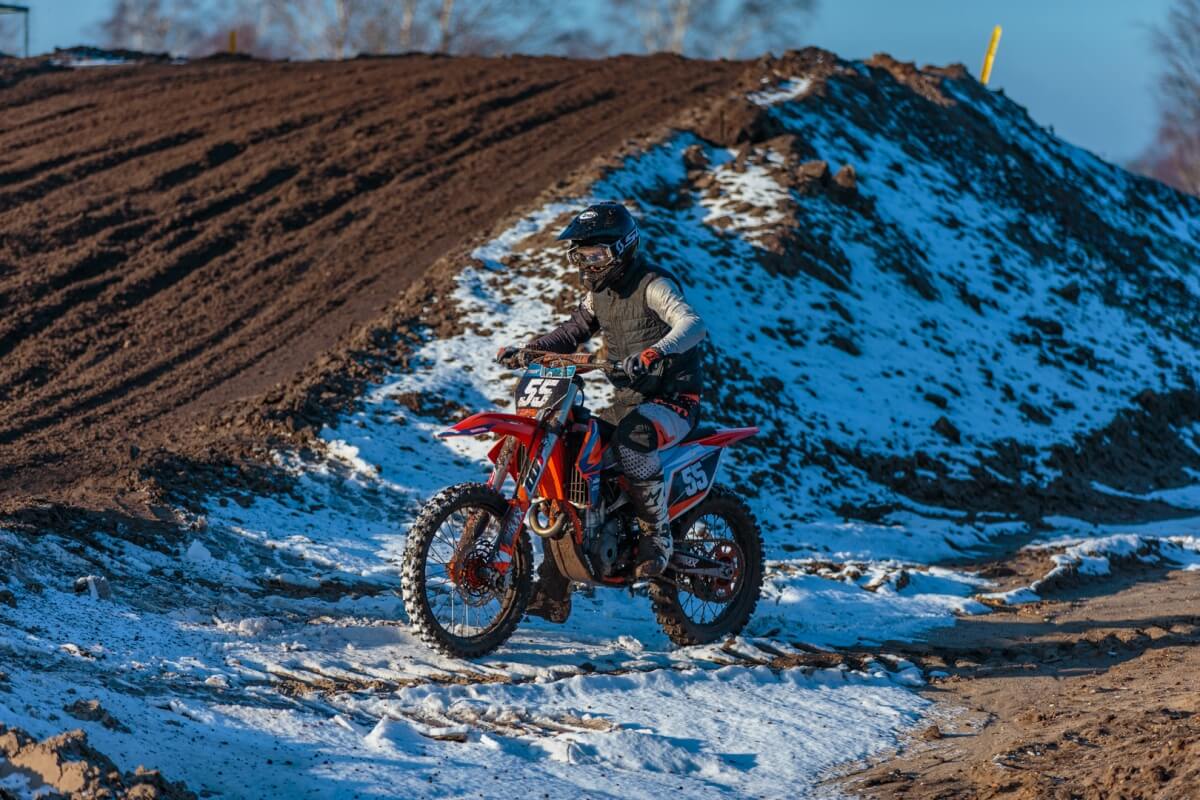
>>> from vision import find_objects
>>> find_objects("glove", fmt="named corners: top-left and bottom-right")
top-left (620, 348), bottom-right (662, 380)
top-left (495, 345), bottom-right (522, 369)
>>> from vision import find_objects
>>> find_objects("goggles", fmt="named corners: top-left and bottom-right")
top-left (566, 229), bottom-right (638, 273)
top-left (568, 244), bottom-right (617, 272)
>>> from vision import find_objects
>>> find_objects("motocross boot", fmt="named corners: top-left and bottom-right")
top-left (526, 554), bottom-right (571, 623)
top-left (627, 478), bottom-right (673, 578)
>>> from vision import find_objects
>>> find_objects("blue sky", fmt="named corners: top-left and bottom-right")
top-left (801, 0), bottom-right (1170, 164)
top-left (11, 0), bottom-right (1171, 164)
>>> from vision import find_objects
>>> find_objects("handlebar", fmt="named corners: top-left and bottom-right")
top-left (512, 348), bottom-right (622, 376)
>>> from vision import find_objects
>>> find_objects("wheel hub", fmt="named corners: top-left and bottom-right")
top-left (687, 540), bottom-right (741, 603)
top-left (707, 542), bottom-right (740, 601)
top-left (455, 543), bottom-right (503, 606)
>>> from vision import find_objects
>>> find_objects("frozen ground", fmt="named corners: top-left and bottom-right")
top-left (3, 59), bottom-right (1200, 797)
top-left (0, 511), bottom-right (941, 798)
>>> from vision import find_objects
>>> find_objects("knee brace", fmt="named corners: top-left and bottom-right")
top-left (615, 410), bottom-right (662, 480)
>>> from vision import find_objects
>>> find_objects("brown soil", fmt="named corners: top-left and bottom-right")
top-left (843, 568), bottom-right (1200, 799)
top-left (0, 723), bottom-right (194, 798)
top-left (0, 52), bottom-right (743, 515)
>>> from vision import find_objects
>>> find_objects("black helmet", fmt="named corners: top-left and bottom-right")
top-left (557, 202), bottom-right (640, 292)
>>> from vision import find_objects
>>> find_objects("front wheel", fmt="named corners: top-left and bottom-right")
top-left (401, 483), bottom-right (532, 659)
top-left (651, 486), bottom-right (763, 647)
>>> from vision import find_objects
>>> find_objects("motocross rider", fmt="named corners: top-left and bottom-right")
top-left (497, 202), bottom-right (707, 612)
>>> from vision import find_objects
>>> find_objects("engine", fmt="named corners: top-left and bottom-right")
top-left (585, 512), bottom-right (635, 577)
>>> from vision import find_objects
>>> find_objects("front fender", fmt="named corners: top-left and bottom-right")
top-left (438, 412), bottom-right (539, 448)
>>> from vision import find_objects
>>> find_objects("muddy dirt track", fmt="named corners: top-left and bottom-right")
top-left (844, 567), bottom-right (1200, 799)
top-left (0, 53), bottom-right (742, 512)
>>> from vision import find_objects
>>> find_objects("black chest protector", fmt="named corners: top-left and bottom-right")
top-left (592, 262), bottom-right (704, 408)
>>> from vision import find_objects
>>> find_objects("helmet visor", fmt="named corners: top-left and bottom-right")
top-left (568, 244), bottom-right (615, 272)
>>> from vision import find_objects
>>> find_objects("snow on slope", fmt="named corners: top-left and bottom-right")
top-left (3, 52), bottom-right (1200, 797)
top-left (273, 53), bottom-right (1200, 559)
top-left (0, 93), bottom-right (941, 800)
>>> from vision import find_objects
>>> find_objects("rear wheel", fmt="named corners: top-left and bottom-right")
top-left (402, 483), bottom-right (532, 659)
top-left (650, 486), bottom-right (763, 647)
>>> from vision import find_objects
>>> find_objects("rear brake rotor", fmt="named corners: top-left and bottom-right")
top-left (682, 539), bottom-right (741, 603)
top-left (706, 541), bottom-right (740, 602)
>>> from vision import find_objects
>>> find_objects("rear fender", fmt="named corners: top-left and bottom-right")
top-left (692, 426), bottom-right (759, 447)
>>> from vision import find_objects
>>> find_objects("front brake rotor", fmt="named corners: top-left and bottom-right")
top-left (455, 542), bottom-right (501, 607)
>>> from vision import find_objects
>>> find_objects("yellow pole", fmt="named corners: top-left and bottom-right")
top-left (229, 29), bottom-right (238, 54)
top-left (981, 25), bottom-right (1002, 85)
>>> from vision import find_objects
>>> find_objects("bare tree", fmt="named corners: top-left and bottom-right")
top-left (436, 0), bottom-right (557, 56)
top-left (103, 0), bottom-right (825, 61)
top-left (613, 0), bottom-right (817, 58)
top-left (705, 0), bottom-right (819, 59)
top-left (98, 0), bottom-right (286, 57)
top-left (614, 0), bottom-right (690, 54)
top-left (399, 0), bottom-right (421, 49)
top-left (438, 0), bottom-right (455, 51)
top-left (261, 0), bottom-right (383, 59)
top-left (99, 0), bottom-right (211, 54)
top-left (1136, 0), bottom-right (1200, 194)
top-left (258, 0), bottom-right (559, 58)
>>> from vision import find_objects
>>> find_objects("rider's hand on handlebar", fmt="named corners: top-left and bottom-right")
top-left (495, 345), bottom-right (523, 369)
top-left (620, 348), bottom-right (663, 380)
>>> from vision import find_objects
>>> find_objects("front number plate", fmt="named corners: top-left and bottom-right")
top-left (514, 365), bottom-right (574, 411)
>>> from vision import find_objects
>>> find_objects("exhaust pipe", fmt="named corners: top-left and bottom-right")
top-left (524, 500), bottom-right (564, 538)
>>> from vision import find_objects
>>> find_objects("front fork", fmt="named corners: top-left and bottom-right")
top-left (448, 383), bottom-right (579, 585)
top-left (448, 437), bottom-right (517, 583)
top-left (450, 395), bottom-right (572, 581)
top-left (491, 425), bottom-right (561, 573)
top-left (488, 435), bottom-right (518, 491)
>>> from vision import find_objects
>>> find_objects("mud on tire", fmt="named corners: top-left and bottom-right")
top-left (401, 483), bottom-right (532, 659)
top-left (650, 486), bottom-right (763, 647)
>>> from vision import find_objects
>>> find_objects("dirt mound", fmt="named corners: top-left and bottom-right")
top-left (229, 48), bottom-right (1200, 536)
top-left (0, 723), bottom-right (194, 798)
top-left (0, 53), bottom-right (742, 515)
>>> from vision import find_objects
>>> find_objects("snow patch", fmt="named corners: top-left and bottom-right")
top-left (748, 77), bottom-right (813, 106)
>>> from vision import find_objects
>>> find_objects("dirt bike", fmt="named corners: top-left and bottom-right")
top-left (401, 349), bottom-right (764, 659)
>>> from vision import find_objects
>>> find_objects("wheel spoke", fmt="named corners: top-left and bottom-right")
top-left (673, 512), bottom-right (744, 626)
top-left (422, 502), bottom-right (514, 639)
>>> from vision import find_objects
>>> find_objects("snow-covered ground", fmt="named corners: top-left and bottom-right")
top-left (3, 59), bottom-right (1200, 797)
top-left (0, 513), bottom-right (939, 798)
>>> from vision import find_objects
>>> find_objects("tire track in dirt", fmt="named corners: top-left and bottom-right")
top-left (0, 54), bottom-right (744, 508)
top-left (842, 565), bottom-right (1200, 799)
